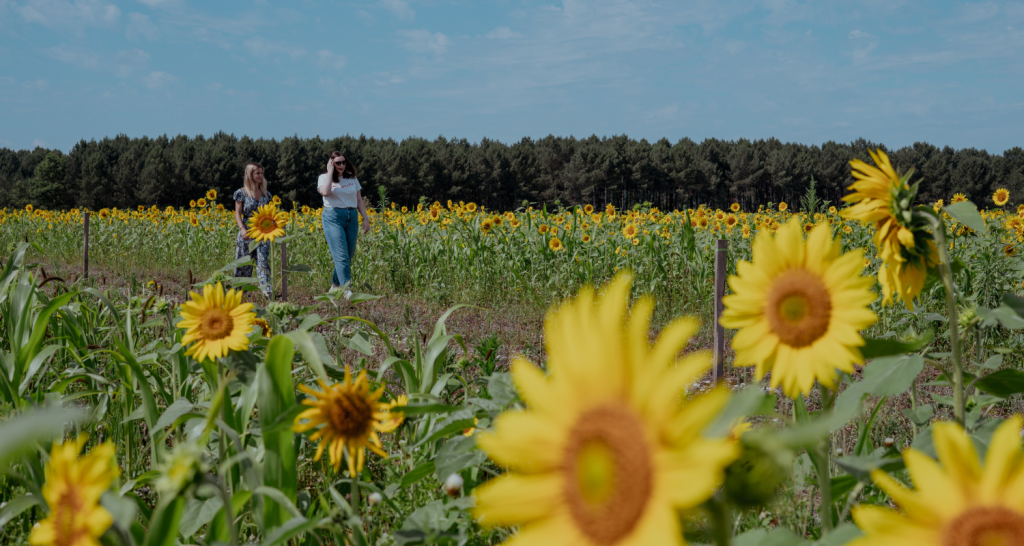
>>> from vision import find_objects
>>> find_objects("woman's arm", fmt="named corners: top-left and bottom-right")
top-left (318, 167), bottom-right (333, 197)
top-left (235, 200), bottom-right (247, 235)
top-left (356, 191), bottom-right (371, 233)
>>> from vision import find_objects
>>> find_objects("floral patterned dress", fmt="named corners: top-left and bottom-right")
top-left (233, 188), bottom-right (272, 297)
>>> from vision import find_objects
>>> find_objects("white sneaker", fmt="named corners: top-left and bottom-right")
top-left (343, 289), bottom-right (353, 300)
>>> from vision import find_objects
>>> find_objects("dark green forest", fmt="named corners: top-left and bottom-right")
top-left (2, 133), bottom-right (1022, 211)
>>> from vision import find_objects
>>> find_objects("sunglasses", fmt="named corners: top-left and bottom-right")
top-left (334, 160), bottom-right (346, 166)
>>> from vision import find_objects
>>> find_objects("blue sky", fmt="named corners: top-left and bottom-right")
top-left (0, 0), bottom-right (1022, 153)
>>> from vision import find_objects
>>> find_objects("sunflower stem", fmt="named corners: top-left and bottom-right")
top-left (927, 214), bottom-right (965, 426)
top-left (815, 383), bottom-right (835, 535)
top-left (706, 494), bottom-right (732, 546)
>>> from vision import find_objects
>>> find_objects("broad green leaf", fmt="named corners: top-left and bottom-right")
top-left (259, 336), bottom-right (298, 530)
top-left (944, 201), bottom-right (987, 233)
top-left (0, 406), bottom-right (86, 465)
top-left (401, 461), bottom-right (436, 488)
top-left (154, 398), bottom-right (194, 431)
top-left (860, 333), bottom-right (931, 359)
top-left (975, 369), bottom-right (1024, 397)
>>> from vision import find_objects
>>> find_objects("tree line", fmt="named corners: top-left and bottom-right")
top-left (2, 133), bottom-right (1022, 212)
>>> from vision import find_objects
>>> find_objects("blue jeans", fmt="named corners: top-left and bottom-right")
top-left (322, 208), bottom-right (359, 287)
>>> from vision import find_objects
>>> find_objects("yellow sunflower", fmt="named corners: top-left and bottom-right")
top-left (196, 198), bottom-right (207, 208)
top-left (583, 204), bottom-right (594, 214)
top-left (379, 394), bottom-right (409, 432)
top-left (176, 282), bottom-right (256, 362)
top-left (842, 149), bottom-right (935, 308)
top-left (206, 189), bottom-right (217, 200)
top-left (850, 416), bottom-right (1024, 546)
top-left (271, 195), bottom-right (282, 206)
top-left (474, 274), bottom-right (738, 546)
top-left (465, 202), bottom-right (478, 213)
top-left (247, 203), bottom-right (287, 242)
top-left (581, 234), bottom-right (592, 243)
top-left (720, 219), bottom-right (877, 397)
top-left (26, 204), bottom-right (34, 212)
top-left (480, 219), bottom-right (494, 233)
top-left (994, 188), bottom-right (1010, 206)
top-left (725, 214), bottom-right (739, 228)
top-left (1004, 244), bottom-right (1017, 257)
top-left (252, 317), bottom-right (271, 337)
top-left (292, 367), bottom-right (393, 475)
top-left (778, 202), bottom-right (788, 212)
top-left (189, 199), bottom-right (196, 208)
top-left (731, 203), bottom-right (741, 212)
top-left (549, 237), bottom-right (564, 251)
top-left (952, 193), bottom-right (968, 204)
top-left (538, 224), bottom-right (549, 235)
top-left (30, 437), bottom-right (119, 546)
top-left (623, 224), bottom-right (638, 238)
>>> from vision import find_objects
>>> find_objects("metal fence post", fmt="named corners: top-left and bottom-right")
top-left (280, 241), bottom-right (288, 301)
top-left (713, 238), bottom-right (727, 384)
top-left (83, 211), bottom-right (90, 279)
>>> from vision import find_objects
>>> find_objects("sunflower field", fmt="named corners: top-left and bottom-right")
top-left (5, 150), bottom-right (1024, 545)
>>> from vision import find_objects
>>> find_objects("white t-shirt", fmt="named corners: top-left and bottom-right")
top-left (318, 174), bottom-right (362, 209)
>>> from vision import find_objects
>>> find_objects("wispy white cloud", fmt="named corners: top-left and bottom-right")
top-left (126, 12), bottom-right (158, 40)
top-left (115, 48), bottom-right (149, 77)
top-left (33, 138), bottom-right (48, 148)
top-left (143, 70), bottom-right (175, 89)
top-left (484, 26), bottom-right (522, 39)
top-left (316, 49), bottom-right (346, 69)
top-left (14, 0), bottom-right (120, 32)
top-left (42, 44), bottom-right (99, 68)
top-left (380, 0), bottom-right (413, 20)
top-left (244, 36), bottom-right (305, 60)
top-left (398, 29), bottom-right (449, 55)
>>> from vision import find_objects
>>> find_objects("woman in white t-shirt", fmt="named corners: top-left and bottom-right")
top-left (318, 151), bottom-right (371, 296)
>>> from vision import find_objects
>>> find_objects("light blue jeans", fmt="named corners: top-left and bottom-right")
top-left (322, 207), bottom-right (359, 287)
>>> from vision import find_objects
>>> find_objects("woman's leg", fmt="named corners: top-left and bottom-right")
top-left (234, 232), bottom-right (253, 278)
top-left (322, 209), bottom-right (346, 287)
top-left (255, 241), bottom-right (271, 297)
top-left (341, 209), bottom-right (359, 287)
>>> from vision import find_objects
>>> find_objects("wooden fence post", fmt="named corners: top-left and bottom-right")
top-left (713, 238), bottom-right (727, 384)
top-left (83, 211), bottom-right (90, 279)
top-left (280, 241), bottom-right (288, 301)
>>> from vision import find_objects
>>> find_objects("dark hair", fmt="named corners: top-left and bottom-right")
top-left (329, 151), bottom-right (358, 182)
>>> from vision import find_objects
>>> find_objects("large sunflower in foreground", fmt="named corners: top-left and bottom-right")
top-left (842, 148), bottom-right (936, 309)
top-left (247, 203), bottom-right (287, 243)
top-left (292, 367), bottom-right (393, 476)
top-left (30, 437), bottom-right (119, 546)
top-left (850, 416), bottom-right (1024, 546)
top-left (176, 282), bottom-right (256, 362)
top-left (474, 273), bottom-right (738, 546)
top-left (719, 219), bottom-right (877, 397)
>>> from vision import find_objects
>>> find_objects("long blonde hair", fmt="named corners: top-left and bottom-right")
top-left (243, 162), bottom-right (268, 198)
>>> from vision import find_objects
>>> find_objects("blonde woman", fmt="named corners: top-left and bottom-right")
top-left (233, 162), bottom-right (272, 297)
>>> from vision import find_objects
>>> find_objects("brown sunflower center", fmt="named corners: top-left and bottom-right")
top-left (326, 390), bottom-right (374, 438)
top-left (944, 506), bottom-right (1024, 546)
top-left (54, 488), bottom-right (84, 546)
top-left (562, 404), bottom-right (653, 545)
top-left (259, 218), bottom-right (276, 232)
top-left (764, 268), bottom-right (831, 348)
top-left (200, 308), bottom-right (234, 341)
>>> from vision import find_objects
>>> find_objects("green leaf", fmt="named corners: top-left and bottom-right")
top-left (142, 496), bottom-right (185, 546)
top-left (0, 494), bottom-right (42, 528)
top-left (975, 369), bottom-right (1024, 397)
top-left (835, 454), bottom-right (905, 480)
top-left (259, 336), bottom-right (298, 530)
top-left (401, 461), bottom-right (436, 488)
top-left (259, 517), bottom-right (328, 546)
top-left (0, 405), bottom-right (86, 465)
top-left (705, 386), bottom-right (774, 437)
top-left (835, 354), bottom-right (925, 415)
top-left (154, 398), bottom-right (194, 431)
top-left (902, 405), bottom-right (934, 426)
top-left (815, 523), bottom-right (863, 546)
top-left (981, 355), bottom-right (1004, 370)
top-left (944, 201), bottom-right (987, 233)
top-left (285, 329), bottom-right (329, 383)
top-left (284, 263), bottom-right (312, 273)
top-left (975, 304), bottom-right (1024, 329)
top-left (860, 333), bottom-right (932, 359)
top-left (487, 372), bottom-right (517, 406)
